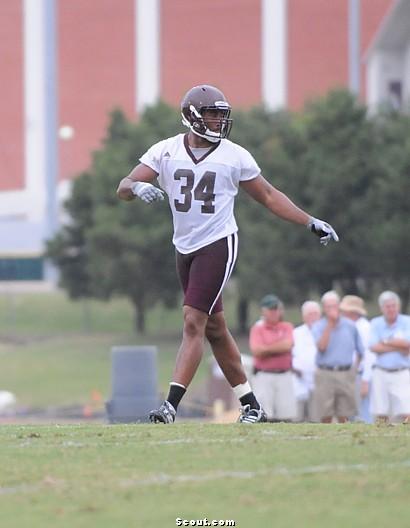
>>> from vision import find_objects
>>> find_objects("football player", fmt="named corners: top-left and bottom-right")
top-left (117, 84), bottom-right (338, 424)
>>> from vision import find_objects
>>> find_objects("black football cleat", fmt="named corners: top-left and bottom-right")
top-left (238, 404), bottom-right (267, 424)
top-left (149, 401), bottom-right (176, 424)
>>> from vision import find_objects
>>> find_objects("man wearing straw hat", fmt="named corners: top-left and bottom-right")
top-left (340, 295), bottom-right (375, 423)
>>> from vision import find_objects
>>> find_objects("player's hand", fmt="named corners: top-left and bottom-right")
top-left (131, 182), bottom-right (165, 204)
top-left (307, 217), bottom-right (339, 246)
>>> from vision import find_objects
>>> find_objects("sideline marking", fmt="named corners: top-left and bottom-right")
top-left (121, 460), bottom-right (410, 487)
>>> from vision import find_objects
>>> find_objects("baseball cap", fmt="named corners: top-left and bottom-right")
top-left (260, 294), bottom-right (281, 309)
top-left (340, 295), bottom-right (367, 316)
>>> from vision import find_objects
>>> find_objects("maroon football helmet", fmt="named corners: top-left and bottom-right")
top-left (181, 85), bottom-right (233, 142)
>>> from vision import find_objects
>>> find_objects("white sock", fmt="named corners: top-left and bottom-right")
top-left (232, 381), bottom-right (252, 400)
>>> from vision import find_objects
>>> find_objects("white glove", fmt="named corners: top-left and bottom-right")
top-left (307, 217), bottom-right (339, 246)
top-left (131, 181), bottom-right (165, 204)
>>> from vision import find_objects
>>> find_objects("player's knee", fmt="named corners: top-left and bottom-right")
top-left (205, 318), bottom-right (227, 343)
top-left (183, 310), bottom-right (206, 338)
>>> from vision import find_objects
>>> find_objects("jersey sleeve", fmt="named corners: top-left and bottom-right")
top-left (139, 139), bottom-right (169, 174)
top-left (237, 145), bottom-right (261, 181)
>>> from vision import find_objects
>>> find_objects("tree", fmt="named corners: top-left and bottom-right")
top-left (230, 91), bottom-right (386, 331)
top-left (367, 111), bottom-right (410, 310)
top-left (230, 107), bottom-right (303, 331)
top-left (47, 104), bottom-right (183, 333)
top-left (291, 90), bottom-right (382, 295)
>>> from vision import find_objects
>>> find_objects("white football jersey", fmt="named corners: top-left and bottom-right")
top-left (139, 133), bottom-right (260, 253)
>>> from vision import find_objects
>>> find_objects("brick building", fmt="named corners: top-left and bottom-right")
top-left (0, 0), bottom-right (393, 280)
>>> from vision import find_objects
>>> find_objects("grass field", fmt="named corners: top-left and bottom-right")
top-left (0, 291), bottom-right (219, 407)
top-left (2, 290), bottom-right (405, 528)
top-left (0, 290), bottom-right (267, 409)
top-left (0, 422), bottom-right (409, 528)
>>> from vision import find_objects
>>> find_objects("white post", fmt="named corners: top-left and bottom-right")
top-left (24, 0), bottom-right (58, 233)
top-left (23, 0), bottom-right (58, 278)
top-left (349, 0), bottom-right (361, 95)
top-left (261, 0), bottom-right (287, 110)
top-left (135, 0), bottom-right (160, 113)
top-left (366, 51), bottom-right (383, 112)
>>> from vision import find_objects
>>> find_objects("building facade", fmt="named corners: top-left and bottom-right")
top-left (0, 0), bottom-right (393, 281)
top-left (366, 0), bottom-right (410, 111)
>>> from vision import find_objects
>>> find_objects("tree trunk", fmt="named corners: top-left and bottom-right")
top-left (399, 284), bottom-right (410, 313)
top-left (132, 297), bottom-right (146, 334)
top-left (237, 297), bottom-right (249, 336)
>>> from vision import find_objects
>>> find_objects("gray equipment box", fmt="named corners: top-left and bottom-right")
top-left (106, 346), bottom-right (159, 423)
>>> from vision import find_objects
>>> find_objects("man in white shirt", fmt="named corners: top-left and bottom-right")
top-left (292, 300), bottom-right (322, 422)
top-left (117, 84), bottom-right (339, 424)
top-left (369, 291), bottom-right (410, 423)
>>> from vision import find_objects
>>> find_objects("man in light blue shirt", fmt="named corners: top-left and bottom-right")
top-left (369, 291), bottom-right (410, 422)
top-left (311, 291), bottom-right (364, 423)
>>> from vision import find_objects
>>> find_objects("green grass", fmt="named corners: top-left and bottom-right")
top-left (0, 290), bottom-right (381, 408)
top-left (0, 423), bottom-right (409, 527)
top-left (0, 291), bottom-right (252, 408)
top-left (0, 332), bottom-right (214, 407)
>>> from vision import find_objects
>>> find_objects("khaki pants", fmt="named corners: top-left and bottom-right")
top-left (252, 371), bottom-right (297, 421)
top-left (313, 368), bottom-right (357, 420)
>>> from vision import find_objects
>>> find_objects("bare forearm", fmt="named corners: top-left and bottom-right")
top-left (387, 338), bottom-right (410, 352)
top-left (251, 340), bottom-right (293, 358)
top-left (117, 176), bottom-right (137, 201)
top-left (240, 176), bottom-right (310, 225)
top-left (371, 343), bottom-right (396, 355)
top-left (264, 187), bottom-right (310, 225)
top-left (317, 325), bottom-right (334, 352)
top-left (117, 163), bottom-right (158, 201)
top-left (371, 338), bottom-right (410, 355)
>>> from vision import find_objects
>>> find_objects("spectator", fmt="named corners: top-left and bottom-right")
top-left (312, 291), bottom-right (364, 423)
top-left (340, 294), bottom-right (375, 423)
top-left (249, 294), bottom-right (297, 422)
top-left (369, 291), bottom-right (410, 423)
top-left (292, 300), bottom-right (321, 422)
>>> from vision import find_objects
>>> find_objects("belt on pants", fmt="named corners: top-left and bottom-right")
top-left (318, 365), bottom-right (351, 371)
top-left (253, 368), bottom-right (290, 375)
top-left (373, 365), bottom-right (409, 373)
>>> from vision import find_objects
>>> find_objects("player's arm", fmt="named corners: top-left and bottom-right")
top-left (117, 163), bottom-right (164, 203)
top-left (240, 175), bottom-right (338, 245)
top-left (240, 175), bottom-right (309, 224)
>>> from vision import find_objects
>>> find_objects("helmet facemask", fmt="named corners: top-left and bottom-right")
top-left (181, 101), bottom-right (233, 143)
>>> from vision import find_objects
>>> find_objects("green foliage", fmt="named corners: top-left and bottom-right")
top-left (46, 172), bottom-right (94, 298)
top-left (48, 92), bottom-right (410, 334)
top-left (47, 105), bottom-right (183, 332)
top-left (367, 111), bottom-right (410, 307)
top-left (234, 90), bottom-right (410, 314)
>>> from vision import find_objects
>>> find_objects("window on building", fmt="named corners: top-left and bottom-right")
top-left (0, 258), bottom-right (44, 281)
top-left (388, 80), bottom-right (402, 110)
